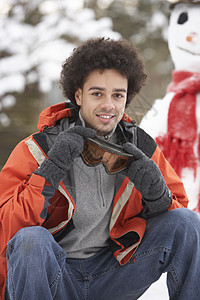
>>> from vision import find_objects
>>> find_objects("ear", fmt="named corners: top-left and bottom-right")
top-left (75, 88), bottom-right (82, 106)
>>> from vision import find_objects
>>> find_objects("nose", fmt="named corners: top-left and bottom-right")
top-left (186, 32), bottom-right (198, 43)
top-left (99, 95), bottom-right (115, 111)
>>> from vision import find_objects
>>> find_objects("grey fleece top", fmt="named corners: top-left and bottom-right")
top-left (58, 156), bottom-right (116, 258)
top-left (58, 112), bottom-right (118, 258)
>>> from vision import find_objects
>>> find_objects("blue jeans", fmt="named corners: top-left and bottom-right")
top-left (6, 208), bottom-right (200, 300)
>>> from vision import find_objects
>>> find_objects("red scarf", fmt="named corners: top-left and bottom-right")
top-left (156, 71), bottom-right (200, 212)
top-left (156, 70), bottom-right (200, 177)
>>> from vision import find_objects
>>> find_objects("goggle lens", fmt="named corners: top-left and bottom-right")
top-left (81, 138), bottom-right (132, 174)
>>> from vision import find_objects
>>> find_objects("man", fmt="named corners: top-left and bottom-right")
top-left (0, 37), bottom-right (199, 300)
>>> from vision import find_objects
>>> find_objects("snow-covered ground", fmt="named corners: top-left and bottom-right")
top-left (140, 274), bottom-right (168, 299)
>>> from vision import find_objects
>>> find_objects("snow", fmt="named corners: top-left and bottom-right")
top-left (0, 112), bottom-right (10, 127)
top-left (0, 1), bottom-right (186, 297)
top-left (1, 95), bottom-right (16, 109)
top-left (0, 1), bottom-right (120, 94)
top-left (139, 274), bottom-right (168, 299)
top-left (147, 10), bottom-right (168, 32)
top-left (139, 3), bottom-right (200, 297)
top-left (0, 74), bottom-right (25, 96)
top-left (140, 3), bottom-right (200, 212)
top-left (0, 0), bottom-right (120, 126)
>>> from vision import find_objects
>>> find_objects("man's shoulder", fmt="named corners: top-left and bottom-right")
top-left (120, 118), bottom-right (157, 158)
top-left (136, 126), bottom-right (157, 158)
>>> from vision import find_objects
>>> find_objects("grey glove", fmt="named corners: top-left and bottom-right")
top-left (35, 126), bottom-right (96, 188)
top-left (123, 142), bottom-right (171, 204)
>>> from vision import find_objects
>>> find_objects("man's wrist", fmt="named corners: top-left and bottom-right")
top-left (143, 187), bottom-right (172, 214)
top-left (35, 158), bottom-right (65, 189)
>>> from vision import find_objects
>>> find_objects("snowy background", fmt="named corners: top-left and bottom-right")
top-left (0, 0), bottom-right (171, 149)
top-left (0, 0), bottom-right (120, 127)
top-left (0, 0), bottom-right (170, 120)
top-left (0, 0), bottom-right (173, 297)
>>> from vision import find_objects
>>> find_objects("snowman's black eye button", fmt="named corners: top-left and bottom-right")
top-left (177, 12), bottom-right (188, 24)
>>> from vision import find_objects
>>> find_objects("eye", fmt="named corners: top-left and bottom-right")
top-left (114, 93), bottom-right (124, 99)
top-left (92, 92), bottom-right (102, 97)
top-left (177, 12), bottom-right (188, 24)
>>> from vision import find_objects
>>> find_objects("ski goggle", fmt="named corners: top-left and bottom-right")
top-left (81, 137), bottom-right (132, 174)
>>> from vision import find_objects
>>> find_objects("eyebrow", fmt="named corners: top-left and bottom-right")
top-left (88, 87), bottom-right (127, 93)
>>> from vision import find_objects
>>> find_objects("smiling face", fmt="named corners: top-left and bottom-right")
top-left (75, 69), bottom-right (128, 136)
top-left (168, 3), bottom-right (200, 72)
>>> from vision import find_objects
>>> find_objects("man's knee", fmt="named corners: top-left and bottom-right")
top-left (146, 207), bottom-right (200, 244)
top-left (7, 226), bottom-right (52, 255)
top-left (165, 208), bottom-right (200, 245)
top-left (168, 207), bottom-right (200, 226)
top-left (17, 226), bottom-right (51, 238)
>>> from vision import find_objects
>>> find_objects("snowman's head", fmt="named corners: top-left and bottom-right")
top-left (168, 2), bottom-right (200, 72)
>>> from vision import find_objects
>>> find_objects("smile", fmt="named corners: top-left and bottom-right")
top-left (177, 46), bottom-right (200, 56)
top-left (97, 115), bottom-right (114, 119)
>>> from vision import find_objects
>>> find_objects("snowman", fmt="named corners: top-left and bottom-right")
top-left (140, 0), bottom-right (200, 212)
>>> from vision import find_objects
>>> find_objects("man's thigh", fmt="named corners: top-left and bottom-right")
top-left (85, 208), bottom-right (193, 300)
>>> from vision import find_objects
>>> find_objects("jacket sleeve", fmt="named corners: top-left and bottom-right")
top-left (151, 145), bottom-right (189, 209)
top-left (0, 138), bottom-right (55, 258)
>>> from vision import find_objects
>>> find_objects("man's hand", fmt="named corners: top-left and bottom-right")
top-left (123, 142), bottom-right (168, 201)
top-left (35, 126), bottom-right (96, 188)
top-left (48, 126), bottom-right (96, 171)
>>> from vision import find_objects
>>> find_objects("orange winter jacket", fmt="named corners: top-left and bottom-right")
top-left (0, 102), bottom-right (188, 299)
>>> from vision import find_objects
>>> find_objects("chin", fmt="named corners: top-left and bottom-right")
top-left (96, 126), bottom-right (114, 136)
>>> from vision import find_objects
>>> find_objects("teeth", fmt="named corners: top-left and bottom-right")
top-left (99, 115), bottom-right (112, 119)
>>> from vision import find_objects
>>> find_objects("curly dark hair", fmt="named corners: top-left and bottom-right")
top-left (60, 37), bottom-right (147, 108)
